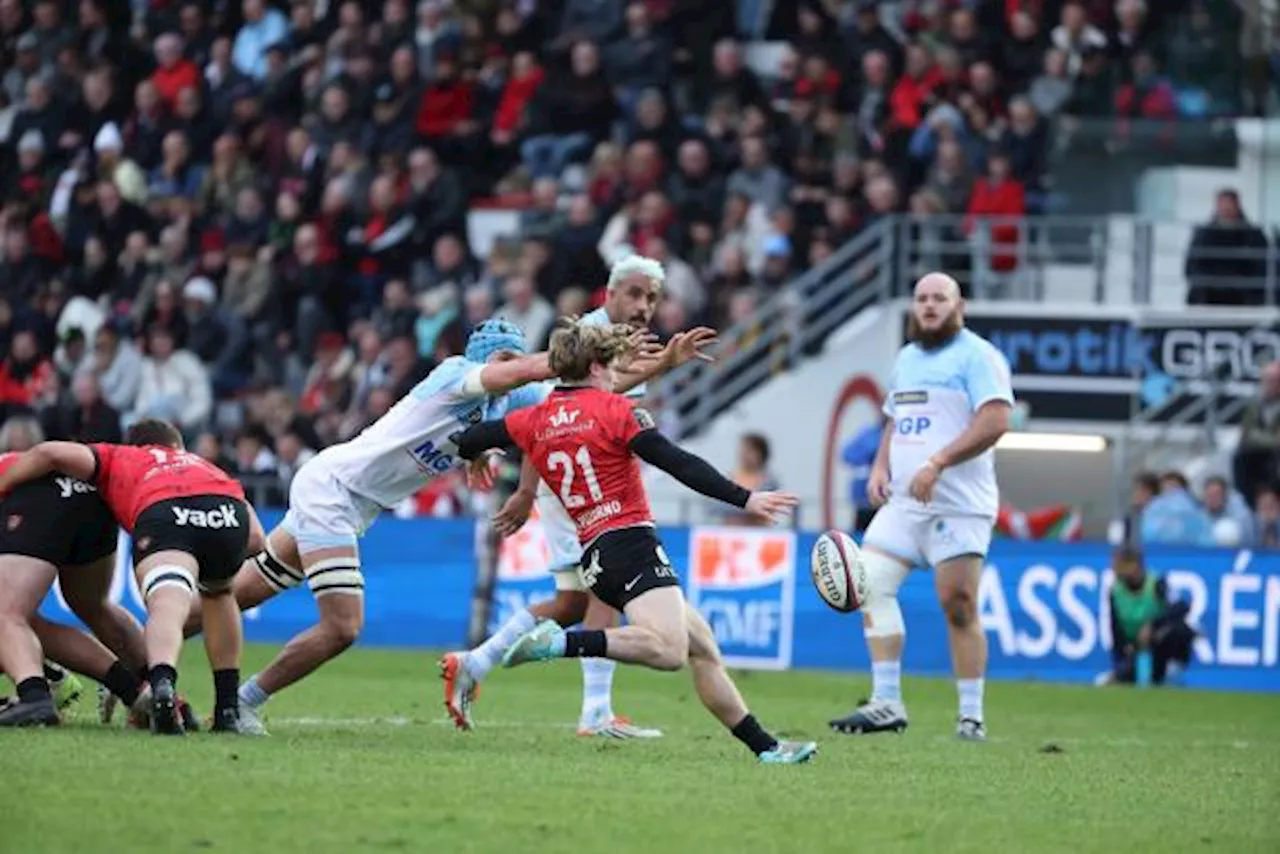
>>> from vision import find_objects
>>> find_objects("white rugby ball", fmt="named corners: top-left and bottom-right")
top-left (810, 530), bottom-right (867, 613)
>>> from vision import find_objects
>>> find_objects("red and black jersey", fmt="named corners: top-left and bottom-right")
top-left (505, 387), bottom-right (655, 545)
top-left (91, 443), bottom-right (246, 531)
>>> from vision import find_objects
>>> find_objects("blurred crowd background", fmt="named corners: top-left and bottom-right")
top-left (0, 0), bottom-right (1268, 518)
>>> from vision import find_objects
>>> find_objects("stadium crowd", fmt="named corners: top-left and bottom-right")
top-left (0, 0), bottom-right (1254, 510)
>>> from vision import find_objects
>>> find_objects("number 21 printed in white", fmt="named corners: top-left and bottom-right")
top-left (547, 446), bottom-right (603, 509)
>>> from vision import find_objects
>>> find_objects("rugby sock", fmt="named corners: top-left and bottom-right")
top-left (466, 608), bottom-right (538, 679)
top-left (148, 663), bottom-right (178, 688)
top-left (957, 678), bottom-right (984, 722)
top-left (43, 662), bottom-right (67, 683)
top-left (213, 669), bottom-right (240, 714)
top-left (101, 661), bottom-right (141, 706)
top-left (16, 677), bottom-right (51, 704)
top-left (871, 660), bottom-right (903, 704)
top-left (579, 658), bottom-right (616, 723)
top-left (731, 713), bottom-right (778, 756)
top-left (239, 675), bottom-right (270, 709)
top-left (561, 630), bottom-right (606, 658)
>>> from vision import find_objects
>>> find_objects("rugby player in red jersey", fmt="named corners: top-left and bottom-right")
top-left (0, 419), bottom-right (265, 734)
top-left (453, 321), bottom-right (817, 764)
top-left (0, 450), bottom-right (151, 726)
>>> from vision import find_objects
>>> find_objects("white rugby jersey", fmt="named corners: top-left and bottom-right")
top-left (581, 307), bottom-right (646, 399)
top-left (883, 328), bottom-right (1013, 518)
top-left (319, 356), bottom-right (548, 508)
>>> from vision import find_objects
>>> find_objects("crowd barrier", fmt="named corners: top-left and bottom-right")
top-left (39, 514), bottom-right (1279, 692)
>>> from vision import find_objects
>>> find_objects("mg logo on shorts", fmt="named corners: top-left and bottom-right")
top-left (687, 528), bottom-right (796, 671)
top-left (172, 505), bottom-right (241, 528)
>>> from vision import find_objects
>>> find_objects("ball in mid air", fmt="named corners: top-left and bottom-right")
top-left (810, 529), bottom-right (867, 613)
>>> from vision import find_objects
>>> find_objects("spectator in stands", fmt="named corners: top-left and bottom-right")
top-left (132, 324), bottom-right (212, 436)
top-left (1114, 51), bottom-right (1177, 123)
top-left (1201, 474), bottom-right (1256, 546)
top-left (233, 0), bottom-right (288, 81)
top-left (1167, 2), bottom-right (1239, 116)
top-left (842, 420), bottom-right (882, 532)
top-left (0, 415), bottom-right (44, 452)
top-left (0, 330), bottom-right (54, 414)
top-left (1255, 486), bottom-right (1280, 549)
top-left (1029, 48), bottom-right (1074, 119)
top-left (183, 277), bottom-right (251, 396)
top-left (494, 275), bottom-right (554, 349)
top-left (83, 324), bottom-right (141, 415)
top-left (1063, 44), bottom-right (1113, 118)
top-left (1106, 545), bottom-right (1195, 686)
top-left (714, 432), bottom-right (780, 526)
top-left (1186, 189), bottom-right (1271, 306)
top-left (965, 150), bottom-right (1026, 280)
top-left (1234, 361), bottom-right (1280, 504)
top-left (1052, 1), bottom-right (1108, 75)
top-left (728, 136), bottom-right (791, 213)
top-left (43, 372), bottom-right (121, 444)
top-left (521, 41), bottom-right (616, 179)
top-left (1142, 471), bottom-right (1214, 546)
top-left (604, 2), bottom-right (671, 104)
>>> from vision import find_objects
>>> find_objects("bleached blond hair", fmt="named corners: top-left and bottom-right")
top-left (606, 253), bottom-right (665, 291)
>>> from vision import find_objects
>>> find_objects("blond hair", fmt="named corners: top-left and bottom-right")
top-left (548, 320), bottom-right (636, 382)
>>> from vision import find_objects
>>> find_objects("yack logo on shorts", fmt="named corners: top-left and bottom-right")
top-left (172, 504), bottom-right (241, 528)
top-left (687, 527), bottom-right (796, 670)
top-left (54, 476), bottom-right (97, 498)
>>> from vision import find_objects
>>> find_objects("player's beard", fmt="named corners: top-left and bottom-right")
top-left (907, 308), bottom-right (963, 350)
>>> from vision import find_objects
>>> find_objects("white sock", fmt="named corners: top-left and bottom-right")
top-left (957, 678), bottom-right (984, 722)
top-left (579, 658), bottom-right (615, 723)
top-left (466, 609), bottom-right (538, 680)
top-left (239, 675), bottom-right (270, 709)
top-left (871, 660), bottom-right (902, 704)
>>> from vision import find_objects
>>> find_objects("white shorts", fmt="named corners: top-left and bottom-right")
top-left (535, 482), bottom-right (586, 592)
top-left (862, 502), bottom-right (993, 569)
top-left (281, 458), bottom-right (383, 554)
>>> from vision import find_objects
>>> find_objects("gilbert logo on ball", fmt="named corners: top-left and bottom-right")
top-left (810, 530), bottom-right (866, 613)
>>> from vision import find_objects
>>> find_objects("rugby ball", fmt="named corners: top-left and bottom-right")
top-left (809, 530), bottom-right (867, 613)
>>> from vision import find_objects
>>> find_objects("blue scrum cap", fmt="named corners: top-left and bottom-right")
top-left (465, 318), bottom-right (527, 363)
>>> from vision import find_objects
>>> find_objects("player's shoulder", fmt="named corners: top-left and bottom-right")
top-left (957, 328), bottom-right (1011, 372)
top-left (411, 356), bottom-right (475, 399)
top-left (578, 307), bottom-right (611, 328)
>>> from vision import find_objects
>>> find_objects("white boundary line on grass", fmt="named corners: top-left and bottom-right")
top-left (275, 716), bottom-right (577, 730)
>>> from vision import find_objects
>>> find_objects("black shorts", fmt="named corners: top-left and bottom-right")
top-left (581, 526), bottom-right (679, 611)
top-left (133, 495), bottom-right (251, 587)
top-left (0, 475), bottom-right (118, 567)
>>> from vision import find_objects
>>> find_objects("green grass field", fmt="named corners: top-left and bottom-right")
top-left (2, 643), bottom-right (1278, 854)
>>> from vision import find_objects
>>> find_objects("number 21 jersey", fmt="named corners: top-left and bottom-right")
top-left (504, 387), bottom-right (654, 546)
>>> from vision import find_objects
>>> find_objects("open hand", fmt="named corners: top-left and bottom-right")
top-left (744, 491), bottom-right (799, 525)
top-left (907, 460), bottom-right (941, 504)
top-left (663, 326), bottom-right (719, 369)
top-left (493, 488), bottom-right (535, 536)
top-left (466, 450), bottom-right (502, 491)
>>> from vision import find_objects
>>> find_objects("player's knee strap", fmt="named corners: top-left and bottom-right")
top-left (253, 546), bottom-right (304, 592)
top-left (861, 551), bottom-right (909, 639)
top-left (141, 564), bottom-right (196, 600)
top-left (305, 556), bottom-right (364, 599)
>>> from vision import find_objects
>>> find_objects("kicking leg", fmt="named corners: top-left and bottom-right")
top-left (685, 602), bottom-right (816, 763)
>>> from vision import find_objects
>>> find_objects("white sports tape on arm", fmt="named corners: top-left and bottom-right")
top-left (861, 551), bottom-right (910, 638)
top-left (461, 367), bottom-right (487, 397)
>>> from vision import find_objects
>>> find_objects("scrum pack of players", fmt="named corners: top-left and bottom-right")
top-left (0, 258), bottom-right (1006, 758)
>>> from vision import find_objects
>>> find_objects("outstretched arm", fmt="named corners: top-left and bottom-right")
top-left (462, 353), bottom-right (555, 397)
top-left (0, 441), bottom-right (99, 494)
top-left (453, 420), bottom-right (515, 461)
top-left (613, 327), bottom-right (718, 394)
top-left (628, 430), bottom-right (750, 508)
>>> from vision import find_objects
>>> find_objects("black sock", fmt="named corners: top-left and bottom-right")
top-left (43, 662), bottom-right (66, 682)
top-left (101, 661), bottom-right (141, 706)
top-left (17, 677), bottom-right (51, 704)
top-left (563, 630), bottom-right (607, 658)
top-left (149, 664), bottom-right (178, 687)
top-left (731, 713), bottom-right (779, 756)
top-left (213, 669), bottom-right (239, 714)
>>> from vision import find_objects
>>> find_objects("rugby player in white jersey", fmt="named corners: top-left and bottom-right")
top-left (440, 255), bottom-right (716, 737)
top-left (828, 272), bottom-right (1012, 741)
top-left (184, 319), bottom-right (569, 734)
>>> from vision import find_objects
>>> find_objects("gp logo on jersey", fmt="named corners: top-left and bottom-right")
top-left (409, 439), bottom-right (457, 475)
top-left (687, 527), bottom-right (796, 670)
top-left (896, 415), bottom-right (932, 435)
